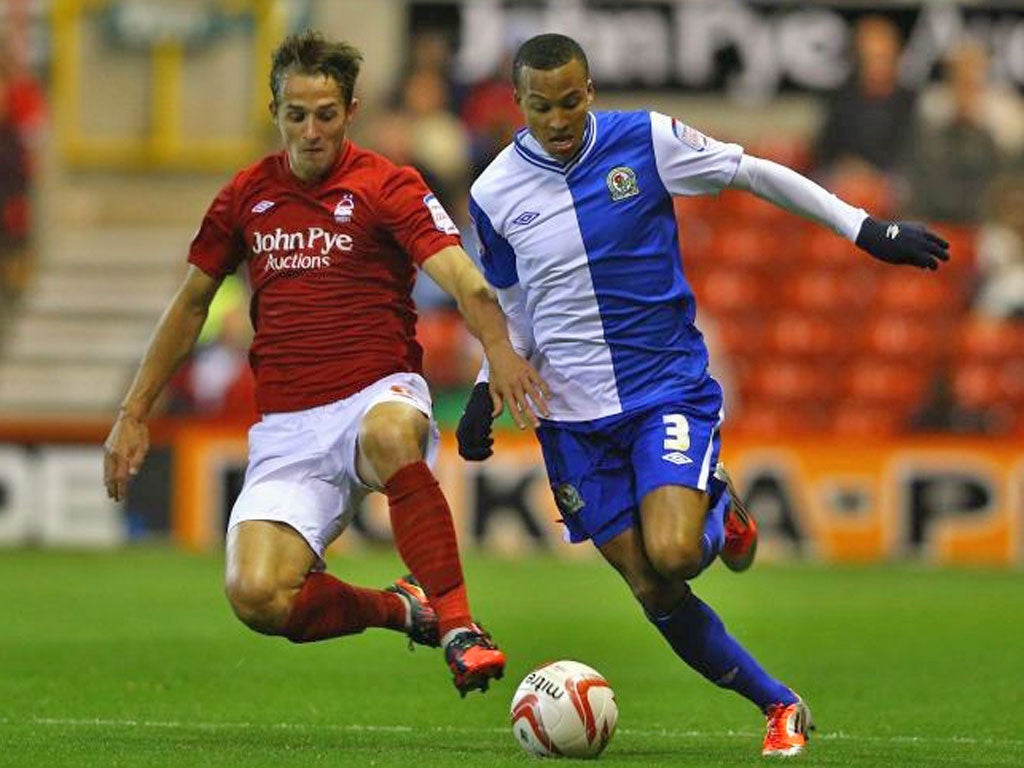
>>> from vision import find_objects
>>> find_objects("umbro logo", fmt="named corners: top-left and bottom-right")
top-left (251, 200), bottom-right (276, 214)
top-left (511, 211), bottom-right (540, 227)
top-left (662, 452), bottom-right (692, 465)
top-left (886, 223), bottom-right (900, 240)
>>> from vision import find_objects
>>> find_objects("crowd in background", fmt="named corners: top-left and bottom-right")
top-left (4, 15), bottom-right (1022, 435)
top-left (0, 33), bottom-right (44, 313)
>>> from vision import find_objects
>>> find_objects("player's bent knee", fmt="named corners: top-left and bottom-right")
top-left (360, 417), bottom-right (428, 476)
top-left (224, 572), bottom-right (292, 635)
top-left (647, 541), bottom-right (704, 583)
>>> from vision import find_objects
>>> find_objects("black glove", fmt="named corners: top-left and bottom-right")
top-left (456, 382), bottom-right (494, 461)
top-left (855, 216), bottom-right (950, 270)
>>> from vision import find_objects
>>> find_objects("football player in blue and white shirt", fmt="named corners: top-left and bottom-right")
top-left (457, 34), bottom-right (949, 757)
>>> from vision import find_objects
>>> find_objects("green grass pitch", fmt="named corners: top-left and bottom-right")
top-left (1, 548), bottom-right (1021, 767)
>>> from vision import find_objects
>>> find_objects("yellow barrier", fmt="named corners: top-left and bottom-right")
top-left (51, 0), bottom-right (283, 170)
top-left (170, 426), bottom-right (1024, 565)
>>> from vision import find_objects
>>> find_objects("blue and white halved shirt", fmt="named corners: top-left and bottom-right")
top-left (470, 110), bottom-right (743, 423)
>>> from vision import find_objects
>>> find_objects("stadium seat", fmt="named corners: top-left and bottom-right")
top-left (742, 361), bottom-right (839, 406)
top-left (956, 317), bottom-right (1024, 362)
top-left (798, 225), bottom-right (862, 267)
top-left (832, 402), bottom-right (903, 437)
top-left (858, 315), bottom-right (946, 364)
top-left (780, 268), bottom-right (876, 317)
top-left (707, 226), bottom-right (778, 269)
top-left (417, 309), bottom-right (477, 389)
top-left (694, 269), bottom-right (768, 315)
top-left (843, 362), bottom-right (930, 408)
top-left (714, 316), bottom-right (770, 359)
top-left (725, 402), bottom-right (827, 437)
top-left (766, 313), bottom-right (846, 360)
top-left (876, 274), bottom-right (957, 316)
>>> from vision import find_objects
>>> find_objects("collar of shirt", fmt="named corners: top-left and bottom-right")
top-left (513, 112), bottom-right (597, 174)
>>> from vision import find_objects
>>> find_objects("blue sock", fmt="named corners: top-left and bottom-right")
top-left (650, 592), bottom-right (796, 712)
top-left (697, 478), bottom-right (727, 574)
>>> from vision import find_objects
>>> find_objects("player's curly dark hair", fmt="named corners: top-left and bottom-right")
top-left (270, 30), bottom-right (363, 108)
top-left (512, 33), bottom-right (589, 88)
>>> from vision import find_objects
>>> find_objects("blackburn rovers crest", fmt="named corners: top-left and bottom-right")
top-left (606, 166), bottom-right (639, 201)
top-left (553, 483), bottom-right (586, 516)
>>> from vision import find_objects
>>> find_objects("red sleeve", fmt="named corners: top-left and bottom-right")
top-left (378, 165), bottom-right (462, 265)
top-left (188, 176), bottom-right (245, 278)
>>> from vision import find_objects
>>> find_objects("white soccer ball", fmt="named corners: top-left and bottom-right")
top-left (509, 659), bottom-right (618, 759)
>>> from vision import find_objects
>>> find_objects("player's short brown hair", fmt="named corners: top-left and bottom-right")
top-left (270, 30), bottom-right (363, 107)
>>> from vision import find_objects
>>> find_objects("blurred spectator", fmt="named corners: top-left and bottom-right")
top-left (400, 67), bottom-right (470, 204)
top-left (0, 58), bottom-right (32, 307)
top-left (905, 41), bottom-right (1003, 225)
top-left (908, 371), bottom-right (991, 434)
top-left (814, 15), bottom-right (916, 182)
top-left (391, 30), bottom-right (463, 112)
top-left (974, 173), bottom-right (1024, 320)
top-left (167, 276), bottom-right (256, 422)
top-left (460, 50), bottom-right (523, 177)
top-left (0, 35), bottom-right (46, 150)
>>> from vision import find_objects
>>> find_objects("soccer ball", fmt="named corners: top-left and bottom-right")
top-left (509, 659), bottom-right (618, 758)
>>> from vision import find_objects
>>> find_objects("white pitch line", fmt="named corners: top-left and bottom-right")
top-left (2, 717), bottom-right (1022, 749)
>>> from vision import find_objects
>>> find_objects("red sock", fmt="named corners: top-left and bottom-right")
top-left (386, 461), bottom-right (472, 636)
top-left (281, 572), bottom-right (406, 643)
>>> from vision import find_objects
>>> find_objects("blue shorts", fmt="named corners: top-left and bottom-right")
top-left (536, 396), bottom-right (724, 548)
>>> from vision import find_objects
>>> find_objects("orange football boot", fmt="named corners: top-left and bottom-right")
top-left (716, 464), bottom-right (758, 572)
top-left (762, 698), bottom-right (813, 757)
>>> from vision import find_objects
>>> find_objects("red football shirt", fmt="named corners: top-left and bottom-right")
top-left (188, 141), bottom-right (461, 413)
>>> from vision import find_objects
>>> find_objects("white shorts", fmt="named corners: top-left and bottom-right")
top-left (227, 372), bottom-right (440, 561)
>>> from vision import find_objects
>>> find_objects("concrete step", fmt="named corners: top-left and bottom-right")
top-left (0, 361), bottom-right (126, 413)
top-left (26, 272), bottom-right (176, 316)
top-left (47, 226), bottom-right (194, 271)
top-left (6, 314), bottom-right (152, 364)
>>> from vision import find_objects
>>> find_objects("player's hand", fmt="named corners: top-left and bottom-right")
top-left (457, 382), bottom-right (495, 461)
top-left (855, 216), bottom-right (950, 270)
top-left (103, 413), bottom-right (150, 502)
top-left (484, 343), bottom-right (551, 429)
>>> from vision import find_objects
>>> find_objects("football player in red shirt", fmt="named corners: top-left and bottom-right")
top-left (103, 30), bottom-right (549, 697)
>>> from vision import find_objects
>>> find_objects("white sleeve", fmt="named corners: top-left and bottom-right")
top-left (475, 283), bottom-right (535, 384)
top-left (728, 154), bottom-right (869, 241)
top-left (650, 111), bottom-right (744, 196)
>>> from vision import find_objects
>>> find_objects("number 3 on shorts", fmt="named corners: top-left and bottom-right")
top-left (662, 414), bottom-right (690, 452)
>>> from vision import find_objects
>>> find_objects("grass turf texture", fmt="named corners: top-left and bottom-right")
top-left (1, 548), bottom-right (1020, 767)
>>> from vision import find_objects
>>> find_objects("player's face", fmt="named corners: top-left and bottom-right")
top-left (515, 59), bottom-right (594, 161)
top-left (273, 71), bottom-right (357, 183)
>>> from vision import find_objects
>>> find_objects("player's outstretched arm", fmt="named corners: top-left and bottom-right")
top-left (103, 266), bottom-right (221, 501)
top-left (727, 154), bottom-right (950, 270)
top-left (421, 245), bottom-right (550, 429)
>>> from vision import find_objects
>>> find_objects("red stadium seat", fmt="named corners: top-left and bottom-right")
top-left (742, 361), bottom-right (839, 405)
top-left (858, 315), bottom-right (946, 364)
top-left (843, 362), bottom-right (929, 408)
top-left (765, 313), bottom-right (846, 360)
top-left (876, 274), bottom-right (957, 316)
top-left (714, 316), bottom-right (770, 359)
top-left (725, 402), bottom-right (828, 437)
top-left (418, 309), bottom-right (476, 389)
top-left (956, 317), bottom-right (1024, 362)
top-left (798, 225), bottom-right (862, 267)
top-left (707, 226), bottom-right (779, 269)
top-left (780, 268), bottom-right (876, 317)
top-left (831, 402), bottom-right (903, 437)
top-left (694, 269), bottom-right (768, 316)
